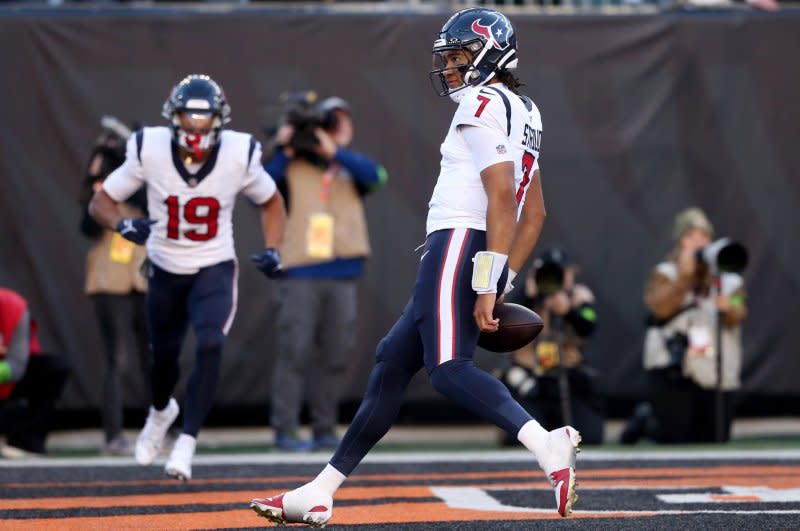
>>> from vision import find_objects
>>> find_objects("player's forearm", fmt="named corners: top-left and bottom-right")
top-left (261, 192), bottom-right (287, 249)
top-left (508, 215), bottom-right (544, 273)
top-left (486, 200), bottom-right (516, 255)
top-left (88, 189), bottom-right (124, 230)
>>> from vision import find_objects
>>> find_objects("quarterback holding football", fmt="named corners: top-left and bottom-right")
top-left (250, 8), bottom-right (580, 526)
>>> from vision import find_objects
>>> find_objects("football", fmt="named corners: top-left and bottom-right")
top-left (478, 303), bottom-right (544, 353)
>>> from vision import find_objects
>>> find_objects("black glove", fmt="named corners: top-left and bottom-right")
top-left (116, 218), bottom-right (156, 245)
top-left (251, 247), bottom-right (284, 278)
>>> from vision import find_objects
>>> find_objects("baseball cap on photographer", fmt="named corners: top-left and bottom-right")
top-left (316, 96), bottom-right (351, 132)
top-left (317, 96), bottom-right (351, 117)
top-left (531, 247), bottom-right (574, 296)
top-left (318, 96), bottom-right (354, 146)
top-left (673, 207), bottom-right (714, 241)
top-left (533, 247), bottom-right (574, 270)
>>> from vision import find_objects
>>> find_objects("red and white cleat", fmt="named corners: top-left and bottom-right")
top-left (250, 490), bottom-right (333, 528)
top-left (539, 426), bottom-right (581, 517)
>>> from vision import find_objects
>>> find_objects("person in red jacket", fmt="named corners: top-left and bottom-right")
top-left (0, 287), bottom-right (70, 457)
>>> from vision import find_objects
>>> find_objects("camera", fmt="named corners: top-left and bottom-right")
top-left (532, 247), bottom-right (572, 297)
top-left (279, 90), bottom-right (324, 159)
top-left (696, 238), bottom-right (748, 275)
top-left (534, 261), bottom-right (564, 297)
top-left (270, 91), bottom-right (349, 164)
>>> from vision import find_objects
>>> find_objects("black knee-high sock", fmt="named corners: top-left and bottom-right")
top-left (182, 343), bottom-right (222, 437)
top-left (330, 359), bottom-right (416, 475)
top-left (151, 343), bottom-right (181, 411)
top-left (430, 359), bottom-right (531, 435)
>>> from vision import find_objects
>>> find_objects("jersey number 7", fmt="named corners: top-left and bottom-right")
top-left (517, 152), bottom-right (536, 204)
top-left (165, 195), bottom-right (220, 241)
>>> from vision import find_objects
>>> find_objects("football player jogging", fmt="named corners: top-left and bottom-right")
top-left (250, 8), bottom-right (580, 525)
top-left (90, 74), bottom-right (286, 481)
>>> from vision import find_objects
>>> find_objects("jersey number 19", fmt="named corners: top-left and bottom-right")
top-left (164, 195), bottom-right (220, 241)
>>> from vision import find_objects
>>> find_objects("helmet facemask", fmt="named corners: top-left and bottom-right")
top-left (171, 111), bottom-right (222, 161)
top-left (429, 41), bottom-right (486, 102)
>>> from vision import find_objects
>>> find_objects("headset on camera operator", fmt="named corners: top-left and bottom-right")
top-left (496, 247), bottom-right (603, 445)
top-left (622, 207), bottom-right (748, 444)
top-left (262, 91), bottom-right (388, 451)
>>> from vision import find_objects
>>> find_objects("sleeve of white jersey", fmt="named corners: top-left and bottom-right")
top-left (461, 126), bottom-right (515, 173)
top-left (452, 88), bottom-right (508, 134)
top-left (240, 138), bottom-right (277, 205)
top-left (102, 133), bottom-right (146, 202)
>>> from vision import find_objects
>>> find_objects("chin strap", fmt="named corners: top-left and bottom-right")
top-left (447, 68), bottom-right (497, 103)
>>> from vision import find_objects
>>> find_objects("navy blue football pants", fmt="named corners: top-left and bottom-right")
top-left (146, 260), bottom-right (237, 437)
top-left (330, 229), bottom-right (533, 475)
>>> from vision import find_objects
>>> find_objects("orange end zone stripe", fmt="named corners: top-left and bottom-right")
top-left (0, 504), bottom-right (652, 530)
top-left (710, 495), bottom-right (761, 502)
top-left (0, 486), bottom-right (432, 511)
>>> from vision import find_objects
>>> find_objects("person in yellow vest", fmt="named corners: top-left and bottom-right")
top-left (620, 207), bottom-right (748, 444)
top-left (79, 120), bottom-right (150, 455)
top-left (263, 96), bottom-right (387, 451)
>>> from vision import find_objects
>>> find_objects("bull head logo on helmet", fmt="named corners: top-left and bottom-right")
top-left (470, 16), bottom-right (512, 51)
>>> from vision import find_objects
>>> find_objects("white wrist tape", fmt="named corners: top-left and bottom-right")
top-left (472, 251), bottom-right (508, 293)
top-left (503, 269), bottom-right (518, 295)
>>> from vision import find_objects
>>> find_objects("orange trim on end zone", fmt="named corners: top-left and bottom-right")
top-left (0, 504), bottom-right (653, 530)
top-left (0, 486), bottom-right (434, 511)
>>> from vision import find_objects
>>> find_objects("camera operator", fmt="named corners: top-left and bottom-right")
top-left (263, 94), bottom-right (388, 451)
top-left (496, 247), bottom-right (603, 445)
top-left (621, 207), bottom-right (747, 444)
top-left (78, 116), bottom-right (150, 455)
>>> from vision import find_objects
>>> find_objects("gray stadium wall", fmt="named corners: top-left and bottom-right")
top-left (0, 7), bottom-right (798, 416)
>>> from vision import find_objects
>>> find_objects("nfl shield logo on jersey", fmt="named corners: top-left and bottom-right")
top-left (496, 144), bottom-right (507, 154)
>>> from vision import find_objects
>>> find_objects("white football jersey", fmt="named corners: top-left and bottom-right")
top-left (103, 127), bottom-right (277, 274)
top-left (426, 84), bottom-right (542, 235)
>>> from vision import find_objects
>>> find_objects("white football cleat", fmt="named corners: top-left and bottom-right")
top-left (538, 425), bottom-right (581, 517)
top-left (165, 433), bottom-right (195, 481)
top-left (134, 397), bottom-right (179, 465)
top-left (250, 486), bottom-right (333, 527)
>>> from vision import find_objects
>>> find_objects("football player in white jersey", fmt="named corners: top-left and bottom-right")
top-left (90, 74), bottom-right (286, 481)
top-left (249, 8), bottom-right (579, 526)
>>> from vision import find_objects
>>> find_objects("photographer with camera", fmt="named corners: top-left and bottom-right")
top-left (78, 116), bottom-right (150, 456)
top-left (496, 247), bottom-right (603, 445)
top-left (263, 93), bottom-right (388, 451)
top-left (621, 207), bottom-right (747, 444)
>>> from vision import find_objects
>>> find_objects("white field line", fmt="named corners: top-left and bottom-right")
top-left (3, 448), bottom-right (800, 468)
